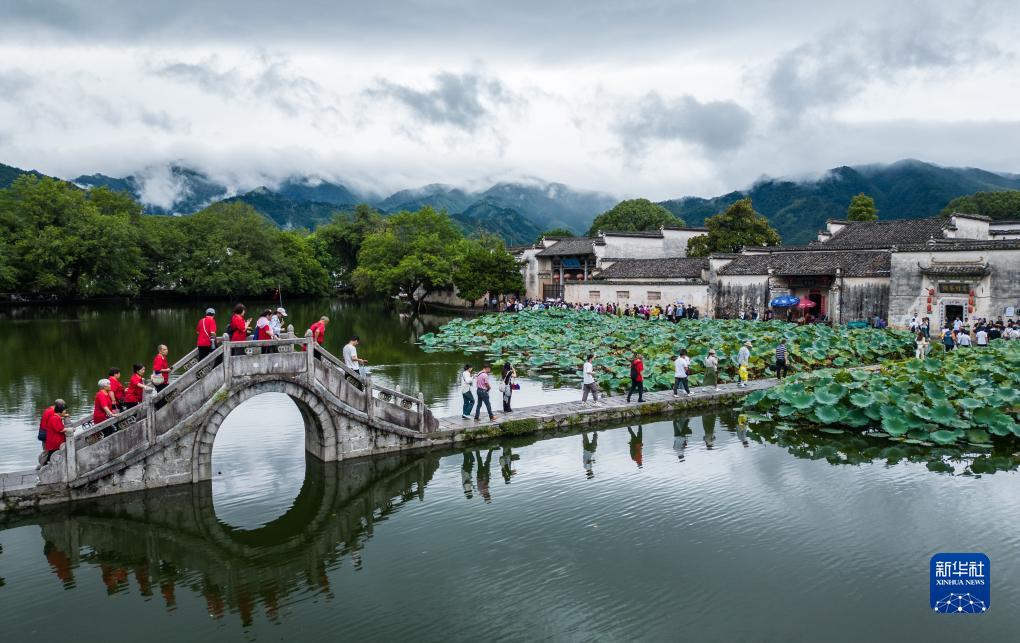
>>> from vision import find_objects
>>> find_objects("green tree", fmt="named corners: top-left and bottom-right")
top-left (353, 206), bottom-right (463, 310)
top-left (686, 198), bottom-right (781, 256)
top-left (939, 190), bottom-right (1020, 220)
top-left (586, 198), bottom-right (684, 236)
top-left (847, 193), bottom-right (878, 222)
top-left (535, 227), bottom-right (575, 243)
top-left (453, 235), bottom-right (524, 302)
top-left (309, 204), bottom-right (384, 288)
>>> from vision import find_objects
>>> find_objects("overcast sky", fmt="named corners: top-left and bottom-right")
top-left (1, 0), bottom-right (1018, 202)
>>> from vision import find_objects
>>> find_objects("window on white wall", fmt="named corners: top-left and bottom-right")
top-left (616, 291), bottom-right (630, 299)
top-left (648, 291), bottom-right (661, 301)
top-left (590, 290), bottom-right (601, 300)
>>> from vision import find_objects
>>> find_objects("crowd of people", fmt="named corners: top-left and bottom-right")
top-left (910, 314), bottom-right (1020, 357)
top-left (36, 304), bottom-right (342, 467)
top-left (502, 298), bottom-right (705, 321)
top-left (459, 362), bottom-right (518, 421)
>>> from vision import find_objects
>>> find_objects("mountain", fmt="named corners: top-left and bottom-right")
top-left (276, 177), bottom-right (360, 207)
top-left (938, 190), bottom-right (1020, 220)
top-left (659, 160), bottom-right (1020, 245)
top-left (452, 198), bottom-right (543, 246)
top-left (0, 162), bottom-right (47, 188)
top-left (222, 188), bottom-right (343, 229)
top-left (74, 166), bottom-right (228, 215)
top-left (478, 182), bottom-right (616, 233)
top-left (377, 183), bottom-right (477, 214)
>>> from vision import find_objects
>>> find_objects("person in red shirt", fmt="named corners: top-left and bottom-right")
top-left (196, 308), bottom-right (218, 359)
top-left (122, 363), bottom-right (147, 409)
top-left (152, 345), bottom-right (170, 392)
top-left (108, 367), bottom-right (125, 410)
top-left (43, 400), bottom-right (70, 463)
top-left (309, 316), bottom-right (329, 344)
top-left (626, 353), bottom-right (645, 403)
top-left (229, 303), bottom-right (250, 355)
top-left (94, 379), bottom-right (119, 436)
top-left (38, 398), bottom-right (65, 458)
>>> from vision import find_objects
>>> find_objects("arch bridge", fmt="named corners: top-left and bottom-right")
top-left (25, 336), bottom-right (440, 505)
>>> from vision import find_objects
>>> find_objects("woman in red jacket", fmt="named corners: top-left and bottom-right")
top-left (229, 303), bottom-right (250, 356)
top-left (196, 308), bottom-right (218, 359)
top-left (152, 345), bottom-right (170, 392)
top-left (94, 378), bottom-right (119, 437)
top-left (42, 400), bottom-right (70, 465)
top-left (122, 363), bottom-right (147, 409)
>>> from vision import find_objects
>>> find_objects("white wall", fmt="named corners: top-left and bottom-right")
top-left (948, 215), bottom-right (990, 240)
top-left (565, 281), bottom-right (710, 310)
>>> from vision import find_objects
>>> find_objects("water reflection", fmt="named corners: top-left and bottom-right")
top-left (582, 431), bottom-right (598, 477)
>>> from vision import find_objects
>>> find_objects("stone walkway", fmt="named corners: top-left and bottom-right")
top-left (436, 377), bottom-right (776, 436)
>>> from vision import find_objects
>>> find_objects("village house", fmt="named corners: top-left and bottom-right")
top-left (512, 213), bottom-right (1020, 328)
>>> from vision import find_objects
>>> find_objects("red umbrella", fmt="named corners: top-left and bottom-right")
top-left (797, 299), bottom-right (817, 308)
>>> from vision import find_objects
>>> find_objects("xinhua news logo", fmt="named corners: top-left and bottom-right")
top-left (930, 553), bottom-right (990, 613)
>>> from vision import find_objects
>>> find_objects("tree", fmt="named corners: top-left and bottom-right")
top-left (309, 204), bottom-right (384, 288)
top-left (847, 193), bottom-right (878, 222)
top-left (453, 235), bottom-right (524, 302)
top-left (353, 206), bottom-right (463, 310)
top-left (686, 198), bottom-right (781, 256)
top-left (535, 228), bottom-right (575, 243)
top-left (586, 199), bottom-right (684, 236)
top-left (939, 190), bottom-right (1020, 220)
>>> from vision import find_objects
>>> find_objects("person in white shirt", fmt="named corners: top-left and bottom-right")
top-left (953, 318), bottom-right (963, 332)
top-left (459, 364), bottom-right (475, 419)
top-left (581, 354), bottom-right (601, 405)
top-left (343, 336), bottom-right (368, 372)
top-left (270, 307), bottom-right (287, 337)
top-left (673, 350), bottom-right (691, 396)
top-left (975, 328), bottom-right (989, 346)
top-left (957, 328), bottom-right (972, 347)
top-left (737, 341), bottom-right (751, 387)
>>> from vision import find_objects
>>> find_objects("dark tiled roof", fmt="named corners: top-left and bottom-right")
top-left (813, 218), bottom-right (951, 249)
top-left (717, 250), bottom-right (891, 277)
top-left (506, 244), bottom-right (535, 254)
top-left (536, 237), bottom-right (601, 256)
top-left (597, 257), bottom-right (709, 280)
top-left (918, 264), bottom-right (990, 277)
top-left (663, 225), bottom-right (710, 232)
top-left (601, 230), bottom-right (663, 238)
top-left (895, 239), bottom-right (1020, 252)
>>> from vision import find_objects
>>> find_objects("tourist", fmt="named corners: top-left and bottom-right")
top-left (94, 378), bottom-right (119, 435)
top-left (196, 308), bottom-right (217, 359)
top-left (38, 398), bottom-right (64, 454)
top-left (774, 339), bottom-right (788, 379)
top-left (41, 400), bottom-right (69, 466)
top-left (122, 363), bottom-right (147, 409)
top-left (627, 425), bottom-right (643, 468)
top-left (501, 362), bottom-right (517, 412)
top-left (229, 303), bottom-right (250, 356)
top-left (957, 326), bottom-right (972, 348)
top-left (626, 353), bottom-right (645, 403)
top-left (920, 317), bottom-right (931, 339)
top-left (151, 345), bottom-right (170, 392)
top-left (737, 341), bottom-right (751, 388)
top-left (474, 364), bottom-right (496, 421)
top-left (953, 317), bottom-right (964, 333)
top-left (976, 325), bottom-right (989, 346)
top-left (343, 335), bottom-right (367, 373)
top-left (704, 349), bottom-right (720, 391)
top-left (582, 431), bottom-right (598, 478)
top-left (309, 316), bottom-right (329, 346)
top-left (673, 349), bottom-right (691, 396)
top-left (581, 353), bottom-right (601, 406)
top-left (460, 365), bottom-right (475, 419)
top-left (271, 307), bottom-right (287, 338)
top-left (108, 367), bottom-right (125, 410)
top-left (942, 328), bottom-right (955, 352)
top-left (915, 332), bottom-right (928, 359)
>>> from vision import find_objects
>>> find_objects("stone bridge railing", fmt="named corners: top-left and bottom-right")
top-left (38, 336), bottom-right (439, 489)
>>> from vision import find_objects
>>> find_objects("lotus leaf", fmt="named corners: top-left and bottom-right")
top-left (955, 397), bottom-right (983, 411)
top-left (929, 404), bottom-right (960, 425)
top-left (815, 406), bottom-right (843, 424)
top-left (928, 430), bottom-right (959, 445)
top-left (882, 416), bottom-right (910, 437)
top-left (849, 392), bottom-right (875, 408)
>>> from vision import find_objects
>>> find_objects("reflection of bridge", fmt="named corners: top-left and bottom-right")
top-left (6, 452), bottom-right (440, 626)
top-left (4, 337), bottom-right (440, 509)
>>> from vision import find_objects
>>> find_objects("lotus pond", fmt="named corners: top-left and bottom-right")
top-left (420, 309), bottom-right (915, 391)
top-left (743, 340), bottom-right (1020, 447)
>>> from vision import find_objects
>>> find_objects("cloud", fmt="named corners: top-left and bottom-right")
top-left (366, 71), bottom-right (514, 132)
top-left (614, 93), bottom-right (753, 154)
top-left (0, 68), bottom-right (35, 102)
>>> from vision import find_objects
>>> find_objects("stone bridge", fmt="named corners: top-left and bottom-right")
top-left (15, 337), bottom-right (440, 508)
top-left (1, 452), bottom-right (440, 625)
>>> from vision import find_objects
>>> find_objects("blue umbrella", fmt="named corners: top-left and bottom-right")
top-left (770, 295), bottom-right (800, 308)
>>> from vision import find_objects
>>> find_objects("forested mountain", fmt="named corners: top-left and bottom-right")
top-left (452, 198), bottom-right (543, 246)
top-left (377, 184), bottom-right (477, 214)
top-left (660, 160), bottom-right (1020, 244)
top-left (477, 182), bottom-right (617, 233)
top-left (73, 166), bottom-right (228, 215)
top-left (0, 162), bottom-right (46, 188)
top-left (221, 188), bottom-right (342, 229)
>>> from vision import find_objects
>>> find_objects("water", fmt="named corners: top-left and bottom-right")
top-left (1, 301), bottom-right (1018, 640)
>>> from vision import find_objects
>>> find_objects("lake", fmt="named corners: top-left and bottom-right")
top-left (0, 301), bottom-right (1017, 640)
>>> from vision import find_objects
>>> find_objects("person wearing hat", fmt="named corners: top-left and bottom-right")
top-left (271, 307), bottom-right (287, 339)
top-left (737, 341), bottom-right (752, 388)
top-left (196, 307), bottom-right (218, 360)
top-left (703, 349), bottom-right (720, 391)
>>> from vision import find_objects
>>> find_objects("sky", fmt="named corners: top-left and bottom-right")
top-left (1, 0), bottom-right (1019, 202)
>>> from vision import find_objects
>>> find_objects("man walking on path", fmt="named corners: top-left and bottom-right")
top-left (474, 364), bottom-right (497, 421)
top-left (460, 365), bottom-right (475, 419)
top-left (343, 335), bottom-right (368, 372)
top-left (774, 339), bottom-right (788, 379)
top-left (673, 349), bottom-right (691, 396)
top-left (626, 353), bottom-right (644, 403)
top-left (737, 341), bottom-right (751, 387)
top-left (581, 353), bottom-right (602, 406)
